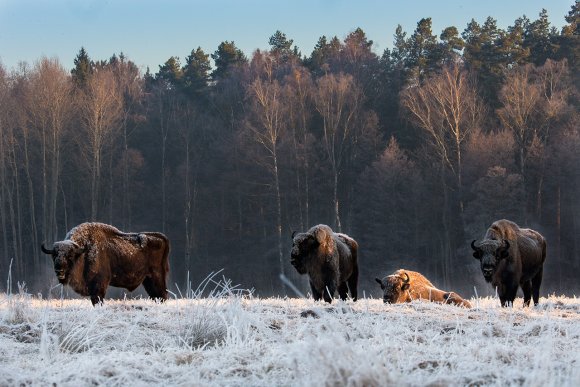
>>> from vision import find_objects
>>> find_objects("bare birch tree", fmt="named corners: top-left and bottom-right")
top-left (401, 64), bottom-right (482, 286)
top-left (313, 72), bottom-right (363, 232)
top-left (497, 64), bottom-right (541, 178)
top-left (246, 55), bottom-right (287, 286)
top-left (283, 66), bottom-right (314, 230)
top-left (77, 67), bottom-right (123, 220)
top-left (26, 57), bottom-right (73, 243)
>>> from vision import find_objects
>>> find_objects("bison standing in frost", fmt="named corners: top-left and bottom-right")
top-left (375, 269), bottom-right (472, 308)
top-left (290, 224), bottom-right (358, 303)
top-left (471, 219), bottom-right (546, 307)
top-left (41, 222), bottom-right (170, 305)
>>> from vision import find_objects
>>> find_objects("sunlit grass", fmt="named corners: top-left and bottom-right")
top-left (0, 281), bottom-right (578, 386)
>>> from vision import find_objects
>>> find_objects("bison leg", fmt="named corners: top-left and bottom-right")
top-left (521, 280), bottom-right (532, 307)
top-left (337, 282), bottom-right (349, 301)
top-left (310, 281), bottom-right (322, 302)
top-left (88, 278), bottom-right (107, 306)
top-left (531, 267), bottom-right (543, 305)
top-left (347, 266), bottom-right (358, 302)
top-left (143, 275), bottom-right (168, 301)
top-left (445, 292), bottom-right (472, 308)
top-left (500, 283), bottom-right (518, 307)
top-left (322, 283), bottom-right (336, 304)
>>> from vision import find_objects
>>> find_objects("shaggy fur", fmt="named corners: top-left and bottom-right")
top-left (471, 219), bottom-right (546, 307)
top-left (42, 222), bottom-right (170, 305)
top-left (375, 269), bottom-right (472, 308)
top-left (290, 224), bottom-right (358, 303)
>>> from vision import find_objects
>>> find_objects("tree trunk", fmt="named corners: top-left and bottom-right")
top-left (273, 152), bottom-right (286, 293)
top-left (22, 132), bottom-right (39, 275)
top-left (440, 161), bottom-right (451, 289)
top-left (333, 169), bottom-right (342, 232)
top-left (91, 148), bottom-right (100, 220)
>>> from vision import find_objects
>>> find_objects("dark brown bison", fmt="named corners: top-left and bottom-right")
top-left (41, 222), bottom-right (170, 305)
top-left (375, 269), bottom-right (472, 308)
top-left (471, 219), bottom-right (546, 307)
top-left (290, 224), bottom-right (358, 303)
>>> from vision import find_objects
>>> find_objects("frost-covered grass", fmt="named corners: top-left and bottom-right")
top-left (0, 283), bottom-right (578, 386)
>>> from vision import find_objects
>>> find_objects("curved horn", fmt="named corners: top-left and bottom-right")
top-left (471, 240), bottom-right (478, 250)
top-left (291, 231), bottom-right (297, 239)
top-left (400, 272), bottom-right (410, 284)
top-left (41, 243), bottom-right (55, 255)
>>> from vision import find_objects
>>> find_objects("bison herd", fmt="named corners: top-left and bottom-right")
top-left (291, 218), bottom-right (547, 308)
top-left (42, 219), bottom-right (547, 308)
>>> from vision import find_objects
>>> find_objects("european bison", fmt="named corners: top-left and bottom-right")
top-left (290, 224), bottom-right (358, 303)
top-left (471, 219), bottom-right (546, 307)
top-left (41, 222), bottom-right (170, 305)
top-left (375, 269), bottom-right (472, 308)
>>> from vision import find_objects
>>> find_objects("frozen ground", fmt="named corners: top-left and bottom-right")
top-left (0, 280), bottom-right (578, 386)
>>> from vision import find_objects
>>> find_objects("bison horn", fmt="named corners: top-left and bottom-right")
top-left (41, 243), bottom-right (55, 255)
top-left (291, 231), bottom-right (297, 239)
top-left (401, 272), bottom-right (410, 284)
top-left (471, 240), bottom-right (478, 250)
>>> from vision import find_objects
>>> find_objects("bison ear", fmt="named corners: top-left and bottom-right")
top-left (291, 231), bottom-right (297, 240)
top-left (307, 233), bottom-right (319, 247)
top-left (375, 278), bottom-right (382, 286)
top-left (76, 242), bottom-right (90, 256)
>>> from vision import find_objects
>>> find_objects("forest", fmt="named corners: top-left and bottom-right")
top-left (0, 5), bottom-right (578, 298)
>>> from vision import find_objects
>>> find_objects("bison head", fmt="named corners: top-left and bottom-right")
top-left (375, 272), bottom-right (410, 304)
top-left (471, 239), bottom-right (510, 282)
top-left (290, 231), bottom-right (319, 275)
top-left (41, 241), bottom-right (87, 284)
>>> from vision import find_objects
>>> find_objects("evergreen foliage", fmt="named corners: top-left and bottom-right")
top-left (1, 6), bottom-right (579, 297)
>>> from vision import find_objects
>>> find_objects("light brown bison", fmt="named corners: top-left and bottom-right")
top-left (290, 224), bottom-right (358, 303)
top-left (41, 222), bottom-right (170, 305)
top-left (375, 269), bottom-right (472, 308)
top-left (471, 219), bottom-right (546, 307)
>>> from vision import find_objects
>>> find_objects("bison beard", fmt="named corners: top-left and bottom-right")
top-left (290, 224), bottom-right (358, 303)
top-left (375, 269), bottom-right (472, 308)
top-left (41, 222), bottom-right (170, 305)
top-left (471, 219), bottom-right (546, 307)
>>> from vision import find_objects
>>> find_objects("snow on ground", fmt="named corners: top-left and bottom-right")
top-left (0, 282), bottom-right (578, 386)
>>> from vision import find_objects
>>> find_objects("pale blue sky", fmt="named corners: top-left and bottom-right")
top-left (0, 0), bottom-right (575, 73)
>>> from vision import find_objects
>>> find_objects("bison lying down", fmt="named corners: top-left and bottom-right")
top-left (290, 224), bottom-right (358, 303)
top-left (471, 219), bottom-right (546, 307)
top-left (375, 269), bottom-right (472, 308)
top-left (41, 222), bottom-right (170, 305)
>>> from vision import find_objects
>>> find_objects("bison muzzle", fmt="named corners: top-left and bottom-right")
top-left (42, 222), bottom-right (170, 305)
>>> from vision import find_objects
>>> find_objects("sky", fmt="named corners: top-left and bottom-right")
top-left (0, 0), bottom-right (575, 73)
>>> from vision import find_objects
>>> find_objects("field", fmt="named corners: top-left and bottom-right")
top-left (0, 279), bottom-right (578, 386)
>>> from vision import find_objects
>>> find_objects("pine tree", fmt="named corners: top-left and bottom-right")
top-left (211, 41), bottom-right (247, 81)
top-left (462, 17), bottom-right (507, 107)
top-left (182, 47), bottom-right (211, 99)
top-left (524, 9), bottom-right (559, 65)
top-left (406, 18), bottom-right (439, 84)
top-left (156, 56), bottom-right (183, 90)
top-left (71, 47), bottom-right (92, 88)
top-left (268, 30), bottom-right (299, 63)
top-left (557, 2), bottom-right (579, 87)
top-left (439, 26), bottom-right (464, 64)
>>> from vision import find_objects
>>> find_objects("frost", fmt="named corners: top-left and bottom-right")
top-left (0, 289), bottom-right (578, 386)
